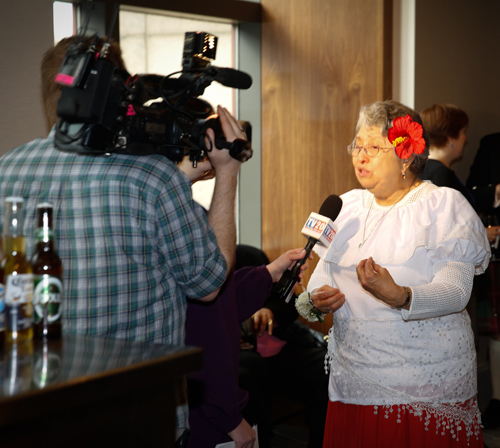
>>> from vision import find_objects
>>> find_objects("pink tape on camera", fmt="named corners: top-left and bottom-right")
top-left (55, 73), bottom-right (74, 86)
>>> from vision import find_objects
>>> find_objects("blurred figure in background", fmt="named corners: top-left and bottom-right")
top-left (420, 103), bottom-right (475, 205)
top-left (467, 132), bottom-right (500, 247)
top-left (467, 132), bottom-right (500, 430)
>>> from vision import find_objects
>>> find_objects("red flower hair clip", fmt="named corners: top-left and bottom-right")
top-left (387, 115), bottom-right (426, 159)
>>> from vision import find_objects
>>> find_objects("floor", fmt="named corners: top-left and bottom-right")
top-left (268, 334), bottom-right (500, 448)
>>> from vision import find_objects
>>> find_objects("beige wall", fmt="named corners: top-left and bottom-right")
top-left (260, 0), bottom-right (392, 334)
top-left (0, 0), bottom-right (54, 154)
top-left (414, 0), bottom-right (500, 183)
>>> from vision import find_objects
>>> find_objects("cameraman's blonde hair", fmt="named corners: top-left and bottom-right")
top-left (41, 35), bottom-right (126, 132)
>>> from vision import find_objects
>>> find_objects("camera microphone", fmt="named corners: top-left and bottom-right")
top-left (208, 67), bottom-right (253, 90)
top-left (271, 195), bottom-right (343, 303)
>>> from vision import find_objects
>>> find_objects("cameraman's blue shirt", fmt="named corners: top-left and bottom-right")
top-left (0, 127), bottom-right (227, 431)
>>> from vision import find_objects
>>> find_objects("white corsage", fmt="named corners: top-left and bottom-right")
top-left (295, 291), bottom-right (324, 323)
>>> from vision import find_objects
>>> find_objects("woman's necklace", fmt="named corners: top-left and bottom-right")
top-left (358, 177), bottom-right (417, 249)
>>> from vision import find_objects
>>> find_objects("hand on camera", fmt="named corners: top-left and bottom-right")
top-left (205, 106), bottom-right (245, 175)
top-left (177, 156), bottom-right (215, 184)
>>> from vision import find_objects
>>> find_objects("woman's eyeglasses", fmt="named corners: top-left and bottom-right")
top-left (347, 144), bottom-right (394, 157)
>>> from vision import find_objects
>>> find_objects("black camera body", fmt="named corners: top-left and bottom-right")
top-left (54, 32), bottom-right (253, 165)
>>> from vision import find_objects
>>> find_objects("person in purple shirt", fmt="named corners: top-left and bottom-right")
top-left (178, 151), bottom-right (309, 448)
top-left (185, 249), bottom-right (306, 448)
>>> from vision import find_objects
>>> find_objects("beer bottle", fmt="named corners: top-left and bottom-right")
top-left (4, 197), bottom-right (33, 343)
top-left (31, 203), bottom-right (63, 339)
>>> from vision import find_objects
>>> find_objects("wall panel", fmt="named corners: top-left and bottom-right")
top-left (414, 0), bottom-right (500, 183)
top-left (261, 0), bottom-right (392, 332)
top-left (0, 0), bottom-right (54, 154)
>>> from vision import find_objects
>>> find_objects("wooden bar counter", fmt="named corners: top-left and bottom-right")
top-left (0, 335), bottom-right (202, 447)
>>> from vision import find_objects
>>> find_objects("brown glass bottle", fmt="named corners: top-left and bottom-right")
top-left (4, 197), bottom-right (33, 343)
top-left (31, 203), bottom-right (63, 339)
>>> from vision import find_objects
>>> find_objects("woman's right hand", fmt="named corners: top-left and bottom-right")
top-left (310, 285), bottom-right (345, 314)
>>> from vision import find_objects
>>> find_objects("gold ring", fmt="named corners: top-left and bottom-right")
top-left (268, 319), bottom-right (273, 325)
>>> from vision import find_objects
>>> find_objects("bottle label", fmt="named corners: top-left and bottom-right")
top-left (5, 274), bottom-right (33, 331)
top-left (33, 275), bottom-right (63, 325)
top-left (0, 282), bottom-right (5, 332)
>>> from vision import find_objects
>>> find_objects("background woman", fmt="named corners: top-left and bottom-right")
top-left (422, 105), bottom-right (500, 430)
top-left (420, 103), bottom-right (475, 206)
top-left (306, 100), bottom-right (490, 447)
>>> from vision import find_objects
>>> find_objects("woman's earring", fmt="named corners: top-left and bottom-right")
top-left (450, 142), bottom-right (454, 148)
top-left (402, 170), bottom-right (406, 180)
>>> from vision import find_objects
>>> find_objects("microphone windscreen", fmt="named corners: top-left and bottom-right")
top-left (216, 68), bottom-right (253, 89)
top-left (318, 195), bottom-right (343, 222)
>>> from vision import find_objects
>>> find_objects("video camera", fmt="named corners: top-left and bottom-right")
top-left (54, 31), bottom-right (253, 166)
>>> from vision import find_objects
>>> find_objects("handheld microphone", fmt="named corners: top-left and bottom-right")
top-left (272, 195), bottom-right (343, 303)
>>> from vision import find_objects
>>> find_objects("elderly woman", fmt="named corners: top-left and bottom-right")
top-left (306, 101), bottom-right (490, 447)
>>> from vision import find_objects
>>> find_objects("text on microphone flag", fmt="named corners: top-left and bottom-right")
top-left (305, 216), bottom-right (326, 233)
top-left (301, 212), bottom-right (336, 246)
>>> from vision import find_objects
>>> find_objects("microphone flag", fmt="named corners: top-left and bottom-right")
top-left (272, 195), bottom-right (343, 303)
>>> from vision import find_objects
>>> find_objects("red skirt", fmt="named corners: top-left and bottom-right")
top-left (323, 400), bottom-right (484, 448)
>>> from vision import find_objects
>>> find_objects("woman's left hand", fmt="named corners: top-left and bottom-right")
top-left (356, 257), bottom-right (406, 308)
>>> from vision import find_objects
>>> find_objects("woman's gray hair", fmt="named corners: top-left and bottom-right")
top-left (355, 100), bottom-right (429, 176)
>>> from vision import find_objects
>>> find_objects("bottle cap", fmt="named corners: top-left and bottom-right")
top-left (5, 196), bottom-right (24, 203)
top-left (37, 202), bottom-right (54, 209)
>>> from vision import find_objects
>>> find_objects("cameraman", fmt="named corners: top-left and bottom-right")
top-left (0, 35), bottom-right (244, 444)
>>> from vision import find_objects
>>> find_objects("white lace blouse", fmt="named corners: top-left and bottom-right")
top-left (308, 181), bottom-right (490, 439)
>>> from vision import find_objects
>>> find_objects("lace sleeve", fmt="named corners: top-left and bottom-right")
top-left (307, 257), bottom-right (337, 293)
top-left (401, 261), bottom-right (475, 321)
